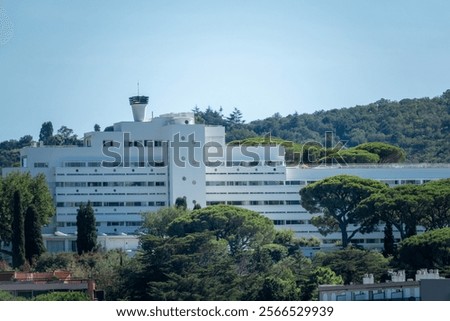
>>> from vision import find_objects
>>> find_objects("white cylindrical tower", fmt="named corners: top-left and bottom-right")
top-left (129, 96), bottom-right (149, 122)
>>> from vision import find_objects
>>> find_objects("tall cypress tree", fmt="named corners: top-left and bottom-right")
top-left (12, 190), bottom-right (25, 268)
top-left (76, 201), bottom-right (97, 255)
top-left (24, 204), bottom-right (45, 264)
top-left (383, 221), bottom-right (395, 257)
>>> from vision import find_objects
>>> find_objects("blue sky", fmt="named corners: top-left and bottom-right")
top-left (1, 0), bottom-right (450, 141)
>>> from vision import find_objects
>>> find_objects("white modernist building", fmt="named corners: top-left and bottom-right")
top-left (3, 96), bottom-right (450, 252)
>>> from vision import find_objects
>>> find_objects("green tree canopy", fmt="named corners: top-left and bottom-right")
top-left (313, 248), bottom-right (389, 284)
top-left (34, 252), bottom-right (76, 271)
top-left (39, 121), bottom-right (53, 144)
top-left (0, 290), bottom-right (25, 301)
top-left (226, 107), bottom-right (245, 130)
top-left (34, 291), bottom-right (90, 301)
top-left (141, 206), bottom-right (186, 238)
top-left (76, 202), bottom-right (97, 255)
top-left (112, 206), bottom-right (319, 301)
top-left (395, 228), bottom-right (450, 277)
top-left (167, 205), bottom-right (276, 255)
top-left (255, 263), bottom-right (300, 301)
top-left (355, 142), bottom-right (406, 163)
top-left (324, 148), bottom-right (380, 164)
top-left (418, 179), bottom-right (450, 230)
top-left (193, 106), bottom-right (226, 126)
top-left (300, 175), bottom-right (387, 247)
top-left (358, 184), bottom-right (423, 240)
top-left (0, 172), bottom-right (54, 243)
top-left (301, 266), bottom-right (343, 300)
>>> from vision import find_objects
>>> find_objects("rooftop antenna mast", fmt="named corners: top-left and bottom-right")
top-left (137, 81), bottom-right (140, 96)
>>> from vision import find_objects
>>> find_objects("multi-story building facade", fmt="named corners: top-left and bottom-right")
top-left (318, 269), bottom-right (450, 301)
top-left (3, 96), bottom-right (450, 252)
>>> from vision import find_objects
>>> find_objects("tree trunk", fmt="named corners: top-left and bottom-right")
top-left (340, 224), bottom-right (349, 247)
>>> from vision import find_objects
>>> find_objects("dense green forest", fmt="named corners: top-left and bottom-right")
top-left (195, 90), bottom-right (450, 162)
top-left (1, 90), bottom-right (449, 169)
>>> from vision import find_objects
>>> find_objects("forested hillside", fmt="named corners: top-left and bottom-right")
top-left (196, 90), bottom-right (450, 162)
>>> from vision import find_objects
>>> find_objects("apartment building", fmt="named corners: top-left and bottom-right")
top-left (319, 269), bottom-right (450, 301)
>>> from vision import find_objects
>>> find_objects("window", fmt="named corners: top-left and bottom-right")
top-left (34, 162), bottom-right (49, 168)
top-left (241, 161), bottom-right (259, 167)
top-left (264, 200), bottom-right (284, 205)
top-left (66, 162), bottom-right (86, 167)
top-left (286, 220), bottom-right (303, 225)
top-left (206, 181), bottom-right (226, 186)
top-left (63, 182), bottom-right (87, 187)
top-left (126, 221), bottom-right (142, 226)
top-left (103, 140), bottom-right (116, 147)
top-left (107, 221), bottom-right (125, 226)
top-left (381, 179), bottom-right (399, 185)
top-left (103, 181), bottom-right (124, 187)
top-left (206, 201), bottom-right (226, 205)
top-left (126, 202), bottom-right (145, 206)
top-left (104, 202), bottom-right (124, 207)
top-left (401, 180), bottom-right (420, 185)
top-left (127, 181), bottom-right (146, 186)
top-left (264, 181), bottom-right (284, 185)
top-left (265, 161), bottom-right (282, 166)
top-left (286, 180), bottom-right (305, 185)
